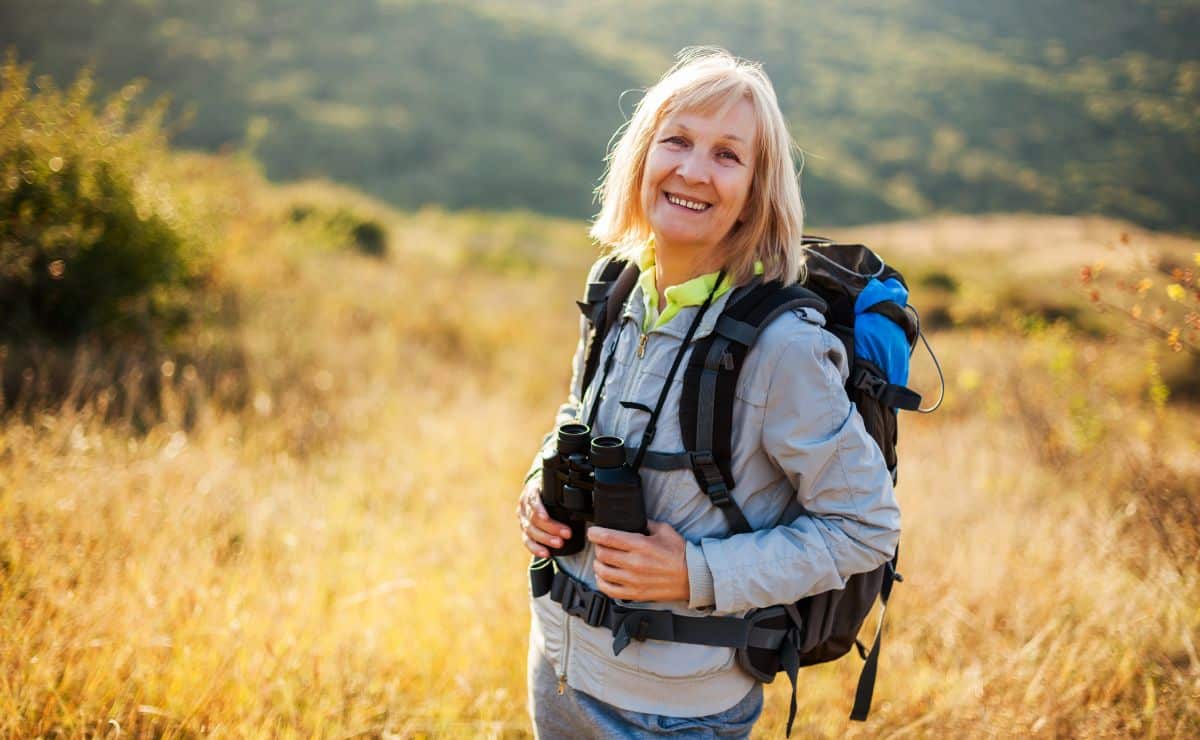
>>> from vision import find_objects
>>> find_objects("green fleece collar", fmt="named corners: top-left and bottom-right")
top-left (637, 241), bottom-right (762, 332)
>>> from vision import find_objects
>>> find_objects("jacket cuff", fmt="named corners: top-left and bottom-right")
top-left (685, 541), bottom-right (716, 609)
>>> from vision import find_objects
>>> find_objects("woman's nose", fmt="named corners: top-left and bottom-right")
top-left (674, 151), bottom-right (710, 185)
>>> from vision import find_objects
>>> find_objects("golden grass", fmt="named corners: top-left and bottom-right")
top-left (1, 178), bottom-right (1198, 736)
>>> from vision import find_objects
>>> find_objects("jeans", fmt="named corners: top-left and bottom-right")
top-left (527, 646), bottom-right (763, 739)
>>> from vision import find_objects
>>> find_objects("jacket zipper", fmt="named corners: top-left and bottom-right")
top-left (559, 598), bottom-right (572, 694)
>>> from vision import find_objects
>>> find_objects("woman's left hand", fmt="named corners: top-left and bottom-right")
top-left (588, 520), bottom-right (690, 603)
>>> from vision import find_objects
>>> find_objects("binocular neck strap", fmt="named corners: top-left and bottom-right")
top-left (585, 321), bottom-right (622, 430)
top-left (629, 269), bottom-right (726, 473)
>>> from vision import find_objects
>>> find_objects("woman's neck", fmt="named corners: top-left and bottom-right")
top-left (653, 240), bottom-right (723, 310)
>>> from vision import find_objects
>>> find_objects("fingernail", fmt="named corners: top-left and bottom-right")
top-left (561, 528), bottom-right (571, 538)
top-left (552, 538), bottom-right (562, 547)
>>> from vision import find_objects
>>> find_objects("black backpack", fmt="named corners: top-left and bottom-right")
top-left (571, 236), bottom-right (931, 732)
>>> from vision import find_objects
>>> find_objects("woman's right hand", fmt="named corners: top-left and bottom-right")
top-left (517, 477), bottom-right (573, 558)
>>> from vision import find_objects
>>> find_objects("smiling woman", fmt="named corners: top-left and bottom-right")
top-left (640, 101), bottom-right (756, 306)
top-left (516, 47), bottom-right (900, 738)
top-left (591, 47), bottom-right (806, 293)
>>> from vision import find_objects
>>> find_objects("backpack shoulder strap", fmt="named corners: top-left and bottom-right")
top-left (577, 257), bottom-right (638, 398)
top-left (680, 281), bottom-right (828, 534)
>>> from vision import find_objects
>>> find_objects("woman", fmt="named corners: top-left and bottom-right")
top-left (517, 47), bottom-right (900, 738)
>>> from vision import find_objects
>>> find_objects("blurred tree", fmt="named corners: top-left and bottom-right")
top-left (0, 59), bottom-right (210, 341)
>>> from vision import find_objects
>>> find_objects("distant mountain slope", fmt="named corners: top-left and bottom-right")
top-left (2, 0), bottom-right (1197, 231)
top-left (0, 0), bottom-right (639, 217)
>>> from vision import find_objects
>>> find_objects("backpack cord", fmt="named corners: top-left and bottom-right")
top-left (908, 304), bottom-right (945, 414)
top-left (629, 269), bottom-right (726, 473)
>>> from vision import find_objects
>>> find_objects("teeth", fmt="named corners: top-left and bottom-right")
top-left (666, 193), bottom-right (709, 212)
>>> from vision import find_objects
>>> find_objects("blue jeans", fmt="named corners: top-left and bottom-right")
top-left (527, 647), bottom-right (763, 739)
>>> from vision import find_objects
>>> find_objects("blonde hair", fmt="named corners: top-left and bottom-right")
top-left (590, 47), bottom-right (806, 285)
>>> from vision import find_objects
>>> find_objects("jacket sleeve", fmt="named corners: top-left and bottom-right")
top-left (687, 319), bottom-right (901, 613)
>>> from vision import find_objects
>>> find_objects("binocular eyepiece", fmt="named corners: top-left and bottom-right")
top-left (540, 422), bottom-right (648, 557)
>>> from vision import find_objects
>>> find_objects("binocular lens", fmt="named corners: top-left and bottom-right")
top-left (557, 423), bottom-right (591, 455)
top-left (589, 435), bottom-right (626, 469)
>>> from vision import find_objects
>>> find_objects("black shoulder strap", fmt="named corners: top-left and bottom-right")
top-left (679, 281), bottom-right (828, 534)
top-left (577, 258), bottom-right (638, 397)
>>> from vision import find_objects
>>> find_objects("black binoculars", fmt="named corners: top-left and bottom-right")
top-left (539, 422), bottom-right (648, 556)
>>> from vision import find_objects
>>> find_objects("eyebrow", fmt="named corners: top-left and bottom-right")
top-left (676, 123), bottom-right (746, 145)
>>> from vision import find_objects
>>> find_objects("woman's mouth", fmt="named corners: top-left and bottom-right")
top-left (664, 191), bottom-right (711, 212)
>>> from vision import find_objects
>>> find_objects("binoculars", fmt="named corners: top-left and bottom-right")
top-left (540, 422), bottom-right (648, 556)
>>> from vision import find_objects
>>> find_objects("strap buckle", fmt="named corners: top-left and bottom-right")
top-left (693, 449), bottom-right (735, 509)
top-left (853, 367), bottom-right (888, 399)
top-left (706, 481), bottom-right (732, 508)
top-left (691, 450), bottom-right (732, 506)
top-left (562, 580), bottom-right (609, 628)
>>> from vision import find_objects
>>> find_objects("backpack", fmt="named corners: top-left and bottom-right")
top-left (571, 236), bottom-right (933, 732)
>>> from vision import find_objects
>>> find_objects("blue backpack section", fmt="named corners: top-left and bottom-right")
top-left (853, 277), bottom-right (910, 386)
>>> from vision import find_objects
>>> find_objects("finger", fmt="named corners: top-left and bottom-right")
top-left (531, 506), bottom-right (572, 539)
top-left (594, 570), bottom-right (630, 600)
top-left (594, 558), bottom-right (632, 583)
top-left (592, 558), bottom-right (615, 582)
top-left (587, 526), bottom-right (637, 550)
top-left (595, 542), bottom-right (643, 570)
top-left (524, 522), bottom-right (564, 550)
top-left (592, 543), bottom-right (632, 570)
top-left (644, 520), bottom-right (679, 542)
top-left (522, 535), bottom-right (549, 558)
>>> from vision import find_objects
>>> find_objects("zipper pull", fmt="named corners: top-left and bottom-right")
top-left (557, 675), bottom-right (567, 695)
top-left (637, 333), bottom-right (648, 359)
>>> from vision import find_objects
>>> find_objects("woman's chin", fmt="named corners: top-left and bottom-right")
top-left (651, 222), bottom-right (716, 250)
top-left (653, 208), bottom-right (736, 243)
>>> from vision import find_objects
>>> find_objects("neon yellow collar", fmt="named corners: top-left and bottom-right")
top-left (636, 241), bottom-right (762, 332)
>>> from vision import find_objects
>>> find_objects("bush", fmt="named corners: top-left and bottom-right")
top-left (286, 201), bottom-right (388, 257)
top-left (351, 219), bottom-right (386, 257)
top-left (0, 57), bottom-right (210, 342)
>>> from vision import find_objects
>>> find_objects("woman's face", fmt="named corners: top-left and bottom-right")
top-left (640, 98), bottom-right (757, 263)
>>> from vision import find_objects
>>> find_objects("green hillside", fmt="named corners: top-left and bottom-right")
top-left (3, 0), bottom-right (1197, 231)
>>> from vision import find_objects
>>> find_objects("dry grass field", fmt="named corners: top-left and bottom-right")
top-left (1, 161), bottom-right (1198, 737)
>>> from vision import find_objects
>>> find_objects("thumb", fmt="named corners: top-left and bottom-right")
top-left (646, 519), bottom-right (676, 538)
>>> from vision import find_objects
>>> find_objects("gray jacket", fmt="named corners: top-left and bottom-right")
top-left (528, 261), bottom-right (901, 717)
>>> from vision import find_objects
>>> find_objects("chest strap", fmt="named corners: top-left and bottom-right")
top-left (622, 446), bottom-right (692, 471)
top-left (530, 558), bottom-right (788, 656)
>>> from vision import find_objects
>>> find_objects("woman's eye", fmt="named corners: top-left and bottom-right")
top-left (718, 150), bottom-right (742, 163)
top-left (662, 136), bottom-right (687, 146)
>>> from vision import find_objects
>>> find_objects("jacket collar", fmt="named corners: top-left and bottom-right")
top-left (621, 274), bottom-right (743, 343)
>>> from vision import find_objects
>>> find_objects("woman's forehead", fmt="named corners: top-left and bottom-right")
top-left (659, 98), bottom-right (759, 143)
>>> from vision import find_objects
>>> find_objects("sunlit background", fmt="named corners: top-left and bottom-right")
top-left (1, 1), bottom-right (1198, 736)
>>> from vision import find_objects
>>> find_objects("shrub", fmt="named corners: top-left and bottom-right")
top-left (1080, 241), bottom-right (1200, 357)
top-left (351, 219), bottom-right (386, 257)
top-left (1078, 237), bottom-right (1200, 399)
top-left (286, 201), bottom-right (388, 257)
top-left (0, 57), bottom-right (210, 342)
top-left (917, 269), bottom-right (959, 292)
